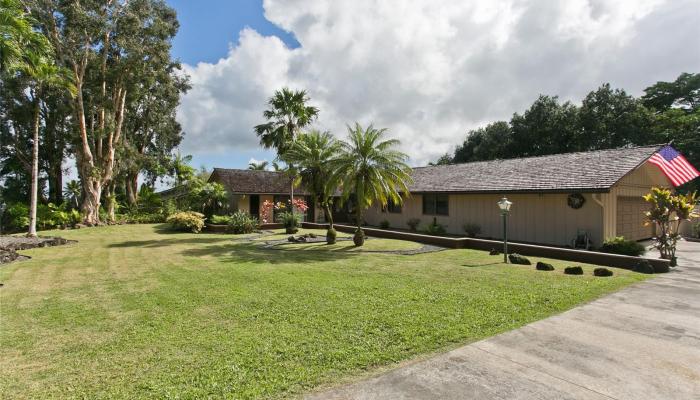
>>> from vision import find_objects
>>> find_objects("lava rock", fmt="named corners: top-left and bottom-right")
top-left (535, 262), bottom-right (554, 271)
top-left (564, 266), bottom-right (584, 275)
top-left (508, 253), bottom-right (531, 265)
top-left (489, 248), bottom-right (500, 255)
top-left (593, 267), bottom-right (613, 277)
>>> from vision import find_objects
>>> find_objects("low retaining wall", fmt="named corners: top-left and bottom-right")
top-left (302, 222), bottom-right (670, 272)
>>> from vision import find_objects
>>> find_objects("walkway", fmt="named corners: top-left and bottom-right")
top-left (308, 241), bottom-right (700, 400)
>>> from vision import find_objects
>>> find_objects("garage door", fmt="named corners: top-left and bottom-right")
top-left (616, 196), bottom-right (653, 241)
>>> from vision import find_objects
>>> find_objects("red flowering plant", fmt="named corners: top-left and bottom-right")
top-left (260, 199), bottom-right (309, 230)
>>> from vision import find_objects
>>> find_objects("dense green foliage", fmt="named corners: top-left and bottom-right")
top-left (439, 74), bottom-right (700, 193)
top-left (277, 211), bottom-right (300, 233)
top-left (227, 211), bottom-right (259, 234)
top-left (166, 211), bottom-right (205, 233)
top-left (599, 236), bottom-right (646, 257)
top-left (0, 224), bottom-right (646, 398)
top-left (423, 218), bottom-right (447, 235)
top-left (643, 187), bottom-right (698, 262)
top-left (209, 214), bottom-right (233, 225)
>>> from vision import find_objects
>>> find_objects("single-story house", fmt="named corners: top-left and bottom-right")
top-left (208, 169), bottom-right (324, 222)
top-left (364, 145), bottom-right (671, 247)
top-left (210, 145), bottom-right (674, 247)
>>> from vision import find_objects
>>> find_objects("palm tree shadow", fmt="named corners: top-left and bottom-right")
top-left (181, 242), bottom-right (358, 264)
top-left (462, 262), bottom-right (502, 268)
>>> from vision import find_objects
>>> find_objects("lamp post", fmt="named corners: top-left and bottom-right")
top-left (497, 197), bottom-right (512, 263)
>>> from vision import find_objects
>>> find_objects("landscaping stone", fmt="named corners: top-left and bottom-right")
top-left (0, 236), bottom-right (72, 265)
top-left (508, 253), bottom-right (531, 265)
top-left (564, 266), bottom-right (584, 275)
top-left (489, 248), bottom-right (500, 255)
top-left (593, 267), bottom-right (613, 277)
top-left (535, 262), bottom-right (554, 271)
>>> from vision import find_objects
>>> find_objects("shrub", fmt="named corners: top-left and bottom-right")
top-left (633, 260), bottom-right (655, 274)
top-left (564, 266), bottom-right (584, 275)
top-left (423, 218), bottom-right (446, 235)
top-left (2, 203), bottom-right (29, 232)
top-left (326, 228), bottom-right (337, 244)
top-left (463, 223), bottom-right (481, 238)
top-left (600, 236), bottom-right (645, 257)
top-left (535, 261), bottom-right (554, 271)
top-left (277, 211), bottom-right (300, 234)
top-left (228, 211), bottom-right (259, 234)
top-left (118, 212), bottom-right (167, 224)
top-left (508, 253), bottom-right (531, 265)
top-left (593, 267), bottom-right (613, 277)
top-left (167, 211), bottom-right (205, 233)
top-left (379, 219), bottom-right (390, 229)
top-left (209, 214), bottom-right (233, 225)
top-left (163, 199), bottom-right (177, 217)
top-left (406, 218), bottom-right (420, 232)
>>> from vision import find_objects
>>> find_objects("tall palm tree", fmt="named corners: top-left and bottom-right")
top-left (248, 160), bottom-right (269, 170)
top-left (282, 130), bottom-right (342, 229)
top-left (254, 88), bottom-right (319, 200)
top-left (332, 123), bottom-right (413, 246)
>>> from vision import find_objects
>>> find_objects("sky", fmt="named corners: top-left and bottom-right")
top-left (168, 0), bottom-right (700, 171)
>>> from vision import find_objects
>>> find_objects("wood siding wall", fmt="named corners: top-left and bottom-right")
top-left (364, 192), bottom-right (604, 247)
top-left (364, 162), bottom-right (672, 247)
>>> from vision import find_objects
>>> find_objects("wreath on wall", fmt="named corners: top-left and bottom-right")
top-left (567, 193), bottom-right (586, 209)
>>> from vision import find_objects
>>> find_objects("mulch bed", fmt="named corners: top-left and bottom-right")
top-left (0, 236), bottom-right (74, 265)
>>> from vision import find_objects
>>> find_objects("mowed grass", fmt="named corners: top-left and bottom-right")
top-left (0, 224), bottom-right (647, 399)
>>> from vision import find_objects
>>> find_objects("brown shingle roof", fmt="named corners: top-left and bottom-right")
top-left (409, 145), bottom-right (663, 193)
top-left (209, 168), bottom-right (310, 195)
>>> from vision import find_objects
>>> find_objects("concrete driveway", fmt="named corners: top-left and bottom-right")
top-left (307, 241), bottom-right (700, 400)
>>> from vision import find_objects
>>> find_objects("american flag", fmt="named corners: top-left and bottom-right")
top-left (648, 145), bottom-right (699, 186)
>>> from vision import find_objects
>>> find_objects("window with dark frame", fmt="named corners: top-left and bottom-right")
top-left (383, 199), bottom-right (402, 214)
top-left (422, 194), bottom-right (449, 216)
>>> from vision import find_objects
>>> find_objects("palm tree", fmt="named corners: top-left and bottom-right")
top-left (170, 152), bottom-right (195, 186)
top-left (332, 123), bottom-right (413, 246)
top-left (282, 130), bottom-right (342, 230)
top-left (254, 88), bottom-right (319, 200)
top-left (248, 160), bottom-right (269, 170)
top-left (0, 0), bottom-right (50, 74)
top-left (63, 180), bottom-right (82, 209)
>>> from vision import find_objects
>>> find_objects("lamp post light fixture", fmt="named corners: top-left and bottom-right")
top-left (497, 197), bottom-right (512, 263)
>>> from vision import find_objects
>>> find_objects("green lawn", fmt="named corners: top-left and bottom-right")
top-left (0, 224), bottom-right (647, 399)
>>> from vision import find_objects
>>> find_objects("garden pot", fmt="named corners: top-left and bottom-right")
top-left (353, 230), bottom-right (365, 246)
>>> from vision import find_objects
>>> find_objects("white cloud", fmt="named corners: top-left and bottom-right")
top-left (177, 0), bottom-right (700, 166)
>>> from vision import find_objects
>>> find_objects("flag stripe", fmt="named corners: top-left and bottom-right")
top-left (649, 154), bottom-right (683, 185)
top-left (647, 147), bottom-right (700, 187)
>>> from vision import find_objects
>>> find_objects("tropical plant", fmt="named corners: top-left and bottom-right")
top-left (209, 214), bottom-right (233, 225)
top-left (248, 161), bottom-right (269, 170)
top-left (331, 123), bottom-right (412, 246)
top-left (277, 211), bottom-right (300, 234)
top-left (166, 211), bottom-right (205, 233)
top-left (282, 130), bottom-right (342, 230)
top-left (227, 211), bottom-right (259, 234)
top-left (600, 236), bottom-right (646, 257)
top-left (254, 88), bottom-right (319, 201)
top-left (643, 187), bottom-right (698, 265)
top-left (423, 218), bottom-right (447, 236)
top-left (406, 218), bottom-right (421, 232)
top-left (463, 223), bottom-right (482, 238)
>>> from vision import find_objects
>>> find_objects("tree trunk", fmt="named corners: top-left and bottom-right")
top-left (48, 162), bottom-right (63, 205)
top-left (106, 182), bottom-right (116, 223)
top-left (28, 96), bottom-right (40, 237)
top-left (125, 172), bottom-right (138, 207)
top-left (323, 201), bottom-right (334, 228)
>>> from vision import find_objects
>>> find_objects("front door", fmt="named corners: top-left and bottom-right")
top-left (249, 195), bottom-right (260, 218)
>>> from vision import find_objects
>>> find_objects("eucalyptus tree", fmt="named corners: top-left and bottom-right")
top-left (35, 0), bottom-right (183, 224)
top-left (332, 123), bottom-right (413, 246)
top-left (254, 88), bottom-right (319, 200)
top-left (282, 130), bottom-right (342, 228)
